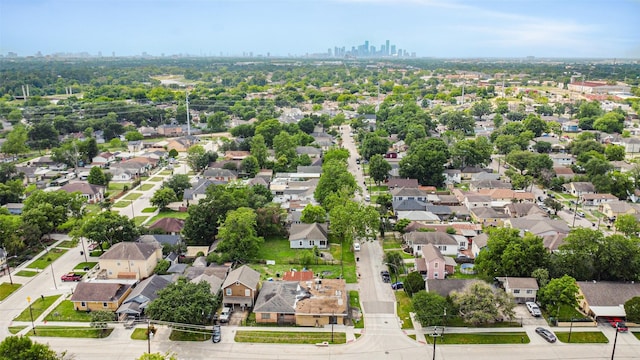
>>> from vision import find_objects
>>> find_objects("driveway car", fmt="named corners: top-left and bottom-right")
top-left (526, 302), bottom-right (542, 317)
top-left (391, 282), bottom-right (404, 290)
top-left (608, 318), bottom-right (628, 332)
top-left (212, 325), bottom-right (221, 343)
top-left (380, 270), bottom-right (391, 283)
top-left (60, 273), bottom-right (83, 282)
top-left (219, 307), bottom-right (232, 323)
top-left (535, 327), bottom-right (557, 343)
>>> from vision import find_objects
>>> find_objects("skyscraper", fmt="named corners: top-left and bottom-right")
top-left (385, 40), bottom-right (390, 56)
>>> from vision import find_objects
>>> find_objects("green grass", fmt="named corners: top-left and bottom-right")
top-left (235, 331), bottom-right (346, 344)
top-left (27, 249), bottom-right (68, 270)
top-left (122, 192), bottom-right (143, 201)
top-left (159, 170), bottom-right (172, 175)
top-left (44, 300), bottom-right (93, 322)
top-left (147, 209), bottom-right (189, 224)
top-left (57, 240), bottom-right (78, 248)
top-left (367, 185), bottom-right (388, 192)
top-left (556, 331), bottom-right (609, 343)
top-left (142, 207), bottom-right (158, 213)
top-left (14, 295), bottom-right (62, 321)
top-left (112, 201), bottom-right (130, 208)
top-left (0, 282), bottom-right (22, 300)
top-left (425, 332), bottom-right (530, 344)
top-left (15, 270), bottom-right (38, 277)
top-left (139, 184), bottom-right (155, 191)
top-left (73, 262), bottom-right (97, 270)
top-left (548, 304), bottom-right (590, 321)
top-left (169, 329), bottom-right (210, 341)
top-left (131, 328), bottom-right (149, 340)
top-left (634, 332), bottom-right (640, 341)
top-left (134, 216), bottom-right (149, 226)
top-left (8, 326), bottom-right (26, 334)
top-left (148, 177), bottom-right (163, 182)
top-left (349, 290), bottom-right (364, 329)
top-left (408, 334), bottom-right (416, 340)
top-left (28, 326), bottom-right (113, 338)
top-left (108, 182), bottom-right (132, 191)
top-left (83, 204), bottom-right (102, 215)
top-left (383, 239), bottom-right (403, 250)
top-left (395, 291), bottom-right (414, 329)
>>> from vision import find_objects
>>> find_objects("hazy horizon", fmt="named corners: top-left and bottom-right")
top-left (1, 0), bottom-right (639, 58)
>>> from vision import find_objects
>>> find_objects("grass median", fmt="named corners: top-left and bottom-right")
top-left (14, 295), bottom-right (61, 321)
top-left (28, 326), bottom-right (113, 338)
top-left (0, 283), bottom-right (22, 300)
top-left (424, 332), bottom-right (530, 344)
top-left (27, 249), bottom-right (68, 270)
top-left (555, 331), bottom-right (608, 343)
top-left (15, 270), bottom-right (38, 277)
top-left (235, 330), bottom-right (346, 344)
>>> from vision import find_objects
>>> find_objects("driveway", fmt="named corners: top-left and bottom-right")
top-left (514, 304), bottom-right (548, 326)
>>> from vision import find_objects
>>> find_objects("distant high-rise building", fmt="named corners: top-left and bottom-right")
top-left (385, 40), bottom-right (390, 55)
top-left (391, 45), bottom-right (396, 56)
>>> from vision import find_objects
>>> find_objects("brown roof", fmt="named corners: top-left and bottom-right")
top-left (60, 182), bottom-right (105, 195)
top-left (579, 281), bottom-right (640, 306)
top-left (386, 179), bottom-right (419, 188)
top-left (295, 279), bottom-right (347, 316)
top-left (422, 243), bottom-right (444, 262)
top-left (149, 217), bottom-right (185, 233)
top-left (71, 282), bottom-right (131, 302)
top-left (553, 167), bottom-right (575, 176)
top-left (504, 277), bottom-right (539, 290)
top-left (99, 242), bottom-right (159, 261)
top-left (282, 270), bottom-right (315, 281)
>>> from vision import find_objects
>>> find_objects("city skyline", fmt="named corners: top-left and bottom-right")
top-left (1, 0), bottom-right (639, 58)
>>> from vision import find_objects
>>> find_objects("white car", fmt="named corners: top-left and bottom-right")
top-left (526, 302), bottom-right (542, 317)
top-left (353, 242), bottom-right (361, 251)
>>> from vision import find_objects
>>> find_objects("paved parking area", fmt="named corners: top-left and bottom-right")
top-left (514, 304), bottom-right (548, 326)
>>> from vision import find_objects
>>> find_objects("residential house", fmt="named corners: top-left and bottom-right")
top-left (222, 265), bottom-right (261, 310)
top-left (471, 171), bottom-right (500, 182)
top-left (470, 207), bottom-right (509, 227)
top-left (460, 167), bottom-right (487, 180)
top-left (116, 275), bottom-right (172, 319)
top-left (497, 277), bottom-right (538, 304)
top-left (191, 273), bottom-right (224, 295)
top-left (396, 210), bottom-right (441, 223)
top-left (294, 278), bottom-right (348, 327)
top-left (295, 146), bottom-right (323, 158)
top-left (425, 205), bottom-right (453, 221)
top-left (282, 270), bottom-right (315, 282)
top-left (471, 233), bottom-right (489, 257)
top-left (148, 218), bottom-right (185, 235)
top-left (417, 244), bottom-right (454, 280)
top-left (157, 124), bottom-right (183, 137)
top-left (469, 180), bottom-right (511, 192)
top-left (505, 215), bottom-right (571, 239)
top-left (387, 178), bottom-right (420, 189)
top-left (563, 182), bottom-right (596, 196)
top-left (127, 141), bottom-right (143, 153)
top-left (577, 281), bottom-right (640, 319)
top-left (92, 152), bottom-right (116, 166)
top-left (289, 223), bottom-right (328, 249)
top-left (71, 283), bottom-right (132, 312)
top-left (443, 169), bottom-right (462, 185)
top-left (111, 157), bottom-right (158, 178)
top-left (561, 121), bottom-right (579, 133)
top-left (549, 153), bottom-right (575, 166)
top-left (553, 166), bottom-right (575, 180)
top-left (98, 242), bottom-right (163, 280)
top-left (185, 264), bottom-right (231, 283)
top-left (390, 187), bottom-right (427, 203)
top-left (580, 193), bottom-right (619, 207)
top-left (403, 231), bottom-right (459, 256)
top-left (425, 279), bottom-right (484, 298)
top-left (392, 199), bottom-right (428, 213)
top-left (296, 166), bottom-right (322, 175)
top-left (3, 203), bottom-right (24, 215)
top-left (137, 234), bottom-right (181, 248)
top-left (600, 201), bottom-right (637, 219)
top-left (183, 178), bottom-right (219, 204)
top-left (464, 194), bottom-right (492, 209)
top-left (60, 182), bottom-right (105, 203)
top-left (504, 203), bottom-right (548, 218)
top-left (203, 168), bottom-right (237, 182)
top-left (253, 281), bottom-right (298, 325)
top-left (166, 138), bottom-right (194, 152)
top-left (107, 168), bottom-right (134, 182)
top-left (617, 137), bottom-right (640, 155)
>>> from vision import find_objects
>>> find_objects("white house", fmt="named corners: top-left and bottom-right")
top-left (289, 223), bottom-right (328, 249)
top-left (403, 231), bottom-right (458, 256)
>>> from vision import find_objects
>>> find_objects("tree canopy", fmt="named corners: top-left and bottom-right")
top-left (146, 278), bottom-right (218, 326)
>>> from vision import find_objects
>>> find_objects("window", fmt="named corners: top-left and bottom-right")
top-left (261, 313), bottom-right (271, 320)
top-left (81, 302), bottom-right (86, 307)
top-left (245, 289), bottom-right (251, 297)
top-left (319, 241), bottom-right (326, 246)
top-left (226, 288), bottom-right (232, 296)
top-left (513, 289), bottom-right (520, 294)
top-left (309, 240), bottom-right (314, 246)
top-left (116, 262), bottom-right (121, 266)
top-left (103, 302), bottom-right (108, 308)
top-left (434, 262), bottom-right (439, 268)
top-left (526, 290), bottom-right (533, 294)
top-left (299, 241), bottom-right (303, 246)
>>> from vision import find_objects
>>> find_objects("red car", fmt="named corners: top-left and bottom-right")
top-left (61, 273), bottom-right (83, 282)
top-left (608, 318), bottom-right (628, 332)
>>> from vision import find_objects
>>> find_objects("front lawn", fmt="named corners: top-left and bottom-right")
top-left (27, 249), bottom-right (68, 270)
top-left (383, 238), bottom-right (403, 250)
top-left (57, 240), bottom-right (78, 248)
top-left (425, 332), bottom-right (530, 344)
top-left (15, 270), bottom-right (38, 277)
top-left (0, 283), bottom-right (22, 300)
top-left (148, 177), bottom-right (163, 182)
top-left (8, 326), bottom-right (26, 334)
top-left (159, 170), bottom-right (172, 175)
top-left (546, 304), bottom-right (590, 322)
top-left (108, 182), bottom-right (132, 191)
top-left (14, 295), bottom-right (62, 321)
top-left (139, 184), bottom-right (155, 191)
top-left (131, 328), bottom-right (149, 340)
top-left (73, 262), bottom-right (98, 271)
top-left (45, 300), bottom-right (93, 322)
top-left (235, 330), bottom-right (346, 344)
top-left (123, 192), bottom-right (143, 201)
top-left (169, 329), bottom-right (209, 341)
top-left (349, 290), bottom-right (364, 329)
top-left (395, 291), bottom-right (414, 329)
top-left (28, 326), bottom-right (113, 338)
top-left (112, 201), bottom-right (131, 208)
top-left (555, 331), bottom-right (608, 343)
top-left (142, 207), bottom-right (158, 213)
top-left (134, 216), bottom-right (149, 226)
top-left (147, 210), bottom-right (189, 224)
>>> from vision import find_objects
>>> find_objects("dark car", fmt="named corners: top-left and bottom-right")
top-left (380, 270), bottom-right (391, 283)
top-left (61, 273), bottom-right (83, 282)
top-left (535, 327), bottom-right (557, 343)
top-left (391, 282), bottom-right (404, 290)
top-left (212, 325), bottom-right (221, 343)
top-left (608, 318), bottom-right (628, 332)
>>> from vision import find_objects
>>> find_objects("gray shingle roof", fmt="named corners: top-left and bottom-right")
top-left (71, 283), bottom-right (131, 302)
top-left (403, 231), bottom-right (458, 246)
top-left (579, 281), bottom-right (640, 306)
top-left (99, 242), bottom-right (158, 261)
top-left (222, 265), bottom-right (260, 290)
top-left (289, 223), bottom-right (328, 242)
top-left (253, 281), bottom-right (299, 314)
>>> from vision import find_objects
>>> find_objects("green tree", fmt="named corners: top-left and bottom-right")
top-left (399, 138), bottom-right (448, 186)
top-left (255, 203), bottom-right (286, 237)
top-left (523, 114), bottom-right (549, 137)
top-left (624, 297), bottom-right (640, 323)
top-left (412, 291), bottom-right (449, 327)
top-left (154, 259), bottom-right (171, 275)
top-left (1, 125), bottom-right (29, 160)
top-left (216, 207), bottom-right (264, 263)
top-left (440, 110), bottom-right (475, 135)
top-left (360, 134), bottom-right (391, 160)
top-left (384, 251), bottom-right (405, 279)
top-left (615, 214), bottom-right (640, 237)
top-left (300, 204), bottom-right (327, 223)
top-left (470, 100), bottom-right (492, 120)
top-left (80, 211), bottom-right (139, 252)
top-left (605, 145), bottom-right (626, 161)
top-left (593, 111), bottom-right (624, 133)
top-left (124, 131), bottom-right (144, 141)
top-left (87, 166), bottom-right (108, 186)
top-left (241, 155), bottom-right (260, 177)
top-left (314, 159), bottom-right (357, 206)
top-left (451, 282), bottom-right (515, 326)
top-left (163, 174), bottom-right (191, 199)
top-left (250, 134), bottom-right (269, 169)
top-left (136, 352), bottom-right (178, 360)
top-left (146, 278), bottom-right (218, 326)
top-left (531, 268), bottom-right (550, 288)
top-left (474, 228), bottom-right (549, 278)
top-left (0, 335), bottom-right (62, 360)
top-left (254, 119), bottom-right (283, 147)
top-left (150, 187), bottom-right (178, 210)
top-left (368, 154), bottom-right (391, 185)
top-left (168, 149), bottom-right (179, 158)
top-left (403, 271), bottom-right (426, 297)
top-left (186, 145), bottom-right (217, 173)
top-left (450, 137), bottom-right (492, 169)
top-left (537, 275), bottom-right (580, 319)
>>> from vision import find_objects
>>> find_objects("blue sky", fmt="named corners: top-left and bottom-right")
top-left (1, 0), bottom-right (639, 58)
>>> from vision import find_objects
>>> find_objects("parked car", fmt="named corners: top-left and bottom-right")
top-left (607, 318), bottom-right (628, 332)
top-left (353, 242), bottom-right (361, 251)
top-left (526, 302), bottom-right (542, 317)
top-left (577, 211), bottom-right (585, 218)
top-left (391, 282), bottom-right (404, 290)
top-left (212, 325), bottom-right (221, 343)
top-left (380, 270), bottom-right (390, 283)
top-left (60, 273), bottom-right (83, 282)
top-left (535, 327), bottom-right (557, 343)
top-left (219, 307), bottom-right (232, 323)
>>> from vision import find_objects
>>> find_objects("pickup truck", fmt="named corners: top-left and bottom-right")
top-left (219, 307), bottom-right (232, 323)
top-left (61, 273), bottom-right (83, 282)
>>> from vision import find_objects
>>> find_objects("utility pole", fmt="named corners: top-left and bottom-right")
top-left (186, 91), bottom-right (191, 136)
